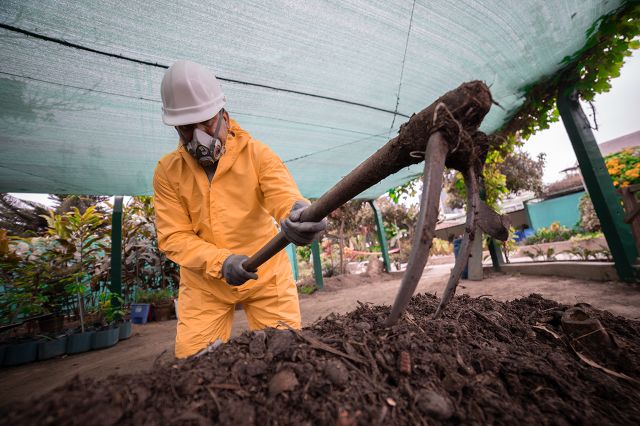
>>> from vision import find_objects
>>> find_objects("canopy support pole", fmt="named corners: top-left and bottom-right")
top-left (109, 196), bottom-right (123, 305)
top-left (286, 244), bottom-right (299, 281)
top-left (557, 90), bottom-right (637, 282)
top-left (311, 239), bottom-right (323, 289)
top-left (369, 200), bottom-right (391, 272)
top-left (488, 238), bottom-right (504, 271)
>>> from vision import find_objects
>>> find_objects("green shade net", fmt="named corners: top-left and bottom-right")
top-left (0, 0), bottom-right (625, 199)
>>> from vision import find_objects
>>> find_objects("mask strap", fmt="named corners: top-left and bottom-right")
top-left (212, 110), bottom-right (224, 140)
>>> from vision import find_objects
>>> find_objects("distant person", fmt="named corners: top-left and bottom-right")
top-left (153, 60), bottom-right (326, 358)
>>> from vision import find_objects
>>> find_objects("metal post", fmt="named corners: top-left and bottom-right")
top-left (480, 181), bottom-right (502, 271)
top-left (488, 238), bottom-right (504, 271)
top-left (310, 239), bottom-right (323, 289)
top-left (557, 90), bottom-right (637, 282)
top-left (468, 231), bottom-right (484, 280)
top-left (110, 196), bottom-right (123, 308)
top-left (285, 243), bottom-right (299, 281)
top-left (369, 200), bottom-right (392, 272)
top-left (523, 200), bottom-right (535, 231)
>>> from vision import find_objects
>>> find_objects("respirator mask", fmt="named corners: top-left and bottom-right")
top-left (185, 111), bottom-right (226, 168)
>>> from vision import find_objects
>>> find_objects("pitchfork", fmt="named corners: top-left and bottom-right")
top-left (243, 81), bottom-right (509, 323)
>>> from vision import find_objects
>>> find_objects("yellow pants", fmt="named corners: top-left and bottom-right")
top-left (174, 278), bottom-right (301, 358)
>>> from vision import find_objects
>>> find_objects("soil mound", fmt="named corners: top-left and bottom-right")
top-left (4, 294), bottom-right (640, 425)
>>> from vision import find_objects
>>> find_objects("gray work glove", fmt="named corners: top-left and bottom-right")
top-left (280, 201), bottom-right (327, 246)
top-left (222, 254), bottom-right (258, 286)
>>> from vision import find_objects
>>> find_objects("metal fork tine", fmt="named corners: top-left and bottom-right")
top-left (386, 132), bottom-right (449, 325)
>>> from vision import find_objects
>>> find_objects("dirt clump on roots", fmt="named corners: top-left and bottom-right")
top-left (4, 294), bottom-right (640, 425)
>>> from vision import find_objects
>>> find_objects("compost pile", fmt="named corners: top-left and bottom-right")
top-left (5, 294), bottom-right (640, 425)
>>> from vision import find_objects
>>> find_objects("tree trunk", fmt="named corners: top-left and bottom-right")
top-left (77, 290), bottom-right (85, 333)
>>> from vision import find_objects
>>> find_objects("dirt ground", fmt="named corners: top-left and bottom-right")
top-left (1, 263), bottom-right (639, 409)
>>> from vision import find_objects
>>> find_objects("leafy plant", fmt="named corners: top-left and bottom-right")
top-left (43, 206), bottom-right (108, 332)
top-left (523, 246), bottom-right (557, 262)
top-left (97, 291), bottom-right (125, 324)
top-left (297, 245), bottom-right (311, 262)
top-left (562, 244), bottom-right (612, 261)
top-left (445, 147), bottom-right (545, 210)
top-left (570, 231), bottom-right (604, 242)
top-left (388, 177), bottom-right (420, 204)
top-left (500, 3), bottom-right (640, 140)
top-left (525, 222), bottom-right (576, 245)
top-left (0, 232), bottom-right (77, 326)
top-left (297, 283), bottom-right (317, 295)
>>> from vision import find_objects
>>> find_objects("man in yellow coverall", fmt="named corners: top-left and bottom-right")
top-left (154, 60), bottom-right (326, 358)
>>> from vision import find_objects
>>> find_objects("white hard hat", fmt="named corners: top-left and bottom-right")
top-left (160, 60), bottom-right (226, 126)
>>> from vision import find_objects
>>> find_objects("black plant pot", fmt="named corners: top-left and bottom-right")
top-left (118, 320), bottom-right (132, 340)
top-left (92, 327), bottom-right (119, 350)
top-left (66, 331), bottom-right (95, 354)
top-left (3, 340), bottom-right (38, 366)
top-left (38, 336), bottom-right (68, 361)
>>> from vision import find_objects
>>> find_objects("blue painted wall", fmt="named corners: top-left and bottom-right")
top-left (526, 191), bottom-right (585, 230)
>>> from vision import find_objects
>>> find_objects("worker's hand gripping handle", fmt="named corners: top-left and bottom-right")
top-left (243, 202), bottom-right (328, 272)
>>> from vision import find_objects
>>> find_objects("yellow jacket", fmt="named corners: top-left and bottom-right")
top-left (153, 119), bottom-right (304, 296)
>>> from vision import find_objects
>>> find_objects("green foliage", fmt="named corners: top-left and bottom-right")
top-left (0, 195), bottom-right (181, 327)
top-left (297, 283), bottom-right (317, 295)
top-left (605, 147), bottom-right (640, 188)
top-left (98, 291), bottom-right (125, 324)
top-left (297, 245), bottom-right (311, 262)
top-left (0, 233), bottom-right (77, 325)
top-left (135, 288), bottom-right (174, 304)
top-left (570, 231), bottom-right (604, 242)
top-left (525, 222), bottom-right (576, 245)
top-left (561, 245), bottom-right (612, 261)
top-left (388, 176), bottom-right (420, 204)
top-left (523, 246), bottom-right (557, 262)
top-left (90, 196), bottom-right (179, 300)
top-left (43, 206), bottom-right (109, 331)
top-left (501, 3), bottom-right (640, 140)
top-left (48, 194), bottom-right (110, 215)
top-left (445, 142), bottom-right (545, 209)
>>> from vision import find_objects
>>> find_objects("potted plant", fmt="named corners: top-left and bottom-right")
top-left (66, 327), bottom-right (95, 354)
top-left (117, 311), bottom-right (133, 340)
top-left (91, 291), bottom-right (122, 350)
top-left (44, 207), bottom-right (108, 335)
top-left (41, 207), bottom-right (107, 355)
top-left (131, 289), bottom-right (153, 324)
top-left (3, 337), bottom-right (39, 366)
top-left (151, 288), bottom-right (174, 321)
top-left (0, 233), bottom-right (46, 366)
top-left (37, 333), bottom-right (67, 361)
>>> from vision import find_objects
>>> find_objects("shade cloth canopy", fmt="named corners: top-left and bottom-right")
top-left (0, 0), bottom-right (626, 198)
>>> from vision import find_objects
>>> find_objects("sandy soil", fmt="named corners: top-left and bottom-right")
top-left (1, 263), bottom-right (639, 407)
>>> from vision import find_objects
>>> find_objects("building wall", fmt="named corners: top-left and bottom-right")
top-left (525, 191), bottom-right (585, 230)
